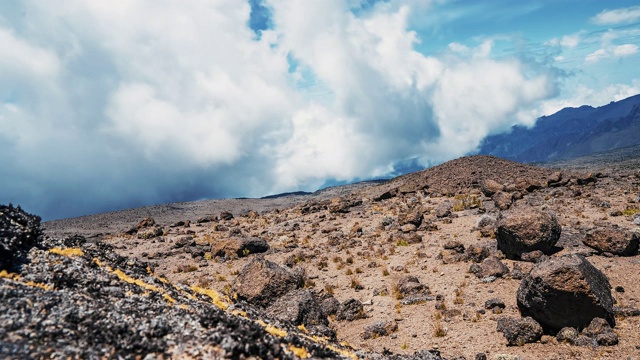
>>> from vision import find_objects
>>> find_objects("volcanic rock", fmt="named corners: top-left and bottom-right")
top-left (481, 179), bottom-right (505, 197)
top-left (0, 204), bottom-right (42, 271)
top-left (496, 208), bottom-right (561, 259)
top-left (265, 289), bottom-right (328, 327)
top-left (336, 299), bottom-right (366, 321)
top-left (362, 320), bottom-right (398, 339)
top-left (583, 226), bottom-right (639, 256)
top-left (233, 258), bottom-right (303, 307)
top-left (496, 316), bottom-right (543, 346)
top-left (492, 191), bottom-right (514, 210)
top-left (211, 237), bottom-right (269, 258)
top-left (517, 254), bottom-right (615, 331)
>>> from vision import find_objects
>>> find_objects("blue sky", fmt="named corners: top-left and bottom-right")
top-left (1, 1), bottom-right (639, 220)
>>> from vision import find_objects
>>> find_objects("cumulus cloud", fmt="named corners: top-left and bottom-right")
top-left (591, 6), bottom-right (640, 25)
top-left (1, 0), bottom-right (558, 220)
top-left (613, 43), bottom-right (639, 57)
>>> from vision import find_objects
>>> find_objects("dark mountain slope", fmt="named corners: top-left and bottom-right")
top-left (478, 94), bottom-right (640, 162)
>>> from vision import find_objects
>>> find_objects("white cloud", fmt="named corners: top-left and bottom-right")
top-left (560, 34), bottom-right (580, 48)
top-left (585, 48), bottom-right (608, 62)
top-left (613, 43), bottom-right (639, 57)
top-left (585, 44), bottom-right (639, 63)
top-left (0, 0), bottom-right (561, 219)
top-left (536, 80), bottom-right (640, 117)
top-left (591, 6), bottom-right (640, 25)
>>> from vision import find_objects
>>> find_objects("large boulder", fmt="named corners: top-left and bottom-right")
top-left (583, 227), bottom-right (639, 256)
top-left (0, 204), bottom-right (42, 271)
top-left (233, 258), bottom-right (303, 307)
top-left (496, 208), bottom-right (561, 259)
top-left (517, 254), bottom-right (615, 331)
top-left (265, 289), bottom-right (327, 327)
top-left (211, 237), bottom-right (269, 258)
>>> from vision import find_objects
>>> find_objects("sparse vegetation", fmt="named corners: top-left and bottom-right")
top-left (452, 194), bottom-right (482, 212)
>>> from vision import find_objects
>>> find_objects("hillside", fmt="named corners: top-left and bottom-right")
top-left (479, 94), bottom-right (640, 163)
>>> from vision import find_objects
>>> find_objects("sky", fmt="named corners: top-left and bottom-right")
top-left (1, 1), bottom-right (639, 220)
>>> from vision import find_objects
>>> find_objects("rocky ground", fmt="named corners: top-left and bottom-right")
top-left (4, 150), bottom-right (640, 359)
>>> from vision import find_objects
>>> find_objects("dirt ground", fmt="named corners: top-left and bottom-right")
top-left (44, 150), bottom-right (640, 359)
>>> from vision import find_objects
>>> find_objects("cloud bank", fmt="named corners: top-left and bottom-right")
top-left (0, 0), bottom-right (565, 220)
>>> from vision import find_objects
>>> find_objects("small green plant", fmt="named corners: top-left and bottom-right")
top-left (622, 207), bottom-right (640, 216)
top-left (216, 274), bottom-right (227, 282)
top-left (382, 268), bottom-right (390, 276)
top-left (241, 248), bottom-right (250, 257)
top-left (345, 268), bottom-right (353, 275)
top-left (400, 340), bottom-right (408, 350)
top-left (346, 256), bottom-right (354, 264)
top-left (355, 267), bottom-right (363, 274)
top-left (304, 279), bottom-right (316, 288)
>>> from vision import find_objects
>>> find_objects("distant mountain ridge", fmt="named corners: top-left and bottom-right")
top-left (478, 94), bottom-right (640, 163)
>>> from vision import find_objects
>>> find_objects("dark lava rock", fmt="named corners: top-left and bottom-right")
top-left (556, 327), bottom-right (579, 344)
top-left (465, 244), bottom-right (490, 263)
top-left (496, 208), bottom-right (561, 259)
top-left (581, 317), bottom-right (618, 346)
top-left (211, 237), bottom-right (269, 258)
top-left (336, 299), bottom-right (366, 321)
top-left (496, 316), bottom-right (543, 346)
top-left (233, 258), bottom-right (303, 308)
top-left (583, 226), bottom-right (639, 256)
top-left (219, 211), bottom-right (234, 221)
top-left (320, 295), bottom-right (341, 316)
top-left (362, 320), bottom-right (398, 339)
top-left (520, 250), bottom-right (545, 263)
top-left (0, 204), bottom-right (42, 271)
top-left (0, 205), bottom-right (348, 359)
top-left (481, 179), bottom-right (505, 197)
top-left (265, 289), bottom-right (327, 327)
top-left (484, 298), bottom-right (506, 310)
top-left (517, 254), bottom-right (615, 331)
top-left (492, 191), bottom-right (514, 210)
top-left (125, 216), bottom-right (156, 234)
top-left (473, 256), bottom-right (509, 279)
top-left (396, 276), bottom-right (433, 305)
top-left (399, 211), bottom-right (423, 227)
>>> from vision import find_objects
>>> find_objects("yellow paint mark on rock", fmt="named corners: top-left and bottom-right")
top-left (49, 247), bottom-right (84, 257)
